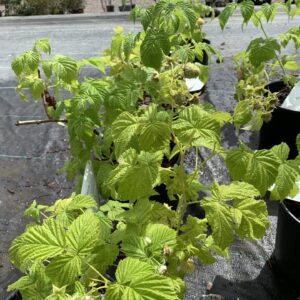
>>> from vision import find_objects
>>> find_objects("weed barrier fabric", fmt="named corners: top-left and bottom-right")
top-left (0, 61), bottom-right (297, 300)
top-left (0, 81), bottom-right (74, 300)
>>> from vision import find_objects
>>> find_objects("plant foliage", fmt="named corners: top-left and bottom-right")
top-left (8, 0), bottom-right (300, 299)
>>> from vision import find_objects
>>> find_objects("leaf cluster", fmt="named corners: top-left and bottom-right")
top-left (220, 1), bottom-right (300, 130)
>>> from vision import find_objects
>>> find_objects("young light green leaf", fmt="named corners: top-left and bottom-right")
top-left (35, 38), bottom-right (51, 54)
top-left (11, 56), bottom-right (24, 77)
top-left (123, 223), bottom-right (177, 260)
top-left (52, 55), bottom-right (78, 83)
top-left (67, 194), bottom-right (98, 211)
top-left (29, 77), bottom-right (44, 101)
top-left (78, 57), bottom-right (106, 73)
top-left (7, 263), bottom-right (51, 300)
top-left (42, 61), bottom-right (53, 79)
top-left (216, 181), bottom-right (260, 201)
top-left (261, 3), bottom-right (276, 22)
top-left (24, 50), bottom-right (40, 71)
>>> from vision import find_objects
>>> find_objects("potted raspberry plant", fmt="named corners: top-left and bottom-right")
top-left (7, 0), bottom-right (300, 299)
top-left (219, 0), bottom-right (300, 289)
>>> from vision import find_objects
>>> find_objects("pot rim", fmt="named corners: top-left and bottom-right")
top-left (266, 80), bottom-right (300, 114)
top-left (281, 199), bottom-right (300, 225)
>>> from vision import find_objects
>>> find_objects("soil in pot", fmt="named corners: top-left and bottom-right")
top-left (259, 80), bottom-right (300, 159)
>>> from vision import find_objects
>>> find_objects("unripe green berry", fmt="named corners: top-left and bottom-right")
top-left (183, 63), bottom-right (200, 79)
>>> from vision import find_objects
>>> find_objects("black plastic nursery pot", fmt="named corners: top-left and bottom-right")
top-left (69, 8), bottom-right (84, 14)
top-left (254, 0), bottom-right (272, 4)
top-left (118, 4), bottom-right (135, 11)
top-left (237, 0), bottom-right (271, 3)
top-left (274, 199), bottom-right (300, 290)
top-left (106, 5), bottom-right (115, 12)
top-left (258, 80), bottom-right (300, 159)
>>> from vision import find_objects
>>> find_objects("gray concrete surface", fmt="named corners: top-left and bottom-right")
top-left (0, 12), bottom-right (299, 300)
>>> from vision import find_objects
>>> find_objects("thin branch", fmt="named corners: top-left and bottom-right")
top-left (15, 119), bottom-right (67, 126)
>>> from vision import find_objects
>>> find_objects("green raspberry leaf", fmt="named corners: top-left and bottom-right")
top-left (173, 105), bottom-right (221, 152)
top-left (42, 60), bottom-right (53, 79)
top-left (12, 56), bottom-right (24, 77)
top-left (270, 161), bottom-right (300, 200)
top-left (106, 258), bottom-right (178, 300)
top-left (66, 210), bottom-right (100, 256)
top-left (232, 198), bottom-right (269, 239)
top-left (139, 104), bottom-right (171, 153)
top-left (106, 149), bottom-right (162, 201)
top-left (35, 38), bottom-right (51, 54)
top-left (233, 100), bottom-right (252, 129)
top-left (271, 143), bottom-right (290, 162)
top-left (246, 37), bottom-right (280, 68)
top-left (261, 3), bottom-right (277, 22)
top-left (141, 29), bottom-right (170, 70)
top-left (240, 0), bottom-right (255, 24)
top-left (112, 112), bottom-right (139, 158)
top-left (45, 255), bottom-right (81, 287)
top-left (9, 219), bottom-right (66, 268)
top-left (52, 55), bottom-right (78, 83)
top-left (122, 223), bottom-right (177, 261)
top-left (202, 196), bottom-right (233, 250)
top-left (226, 145), bottom-right (280, 195)
top-left (219, 3), bottom-right (238, 30)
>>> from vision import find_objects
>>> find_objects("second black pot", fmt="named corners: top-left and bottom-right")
top-left (274, 199), bottom-right (300, 290)
top-left (106, 5), bottom-right (115, 12)
top-left (258, 80), bottom-right (300, 159)
top-left (118, 4), bottom-right (135, 11)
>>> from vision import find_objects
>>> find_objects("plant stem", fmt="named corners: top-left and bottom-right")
top-left (195, 146), bottom-right (199, 170)
top-left (173, 137), bottom-right (188, 232)
top-left (15, 119), bottom-right (67, 126)
top-left (85, 262), bottom-right (110, 285)
top-left (198, 149), bottom-right (217, 171)
top-left (257, 17), bottom-right (286, 77)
